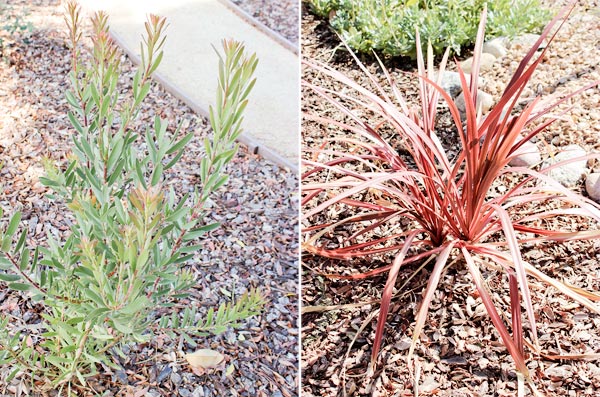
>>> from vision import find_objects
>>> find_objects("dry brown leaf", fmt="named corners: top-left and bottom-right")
top-left (185, 349), bottom-right (225, 374)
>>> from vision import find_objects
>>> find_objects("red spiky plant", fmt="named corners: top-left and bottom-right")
top-left (302, 3), bottom-right (600, 391)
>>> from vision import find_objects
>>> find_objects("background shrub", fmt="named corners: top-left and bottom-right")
top-left (306, 0), bottom-right (552, 58)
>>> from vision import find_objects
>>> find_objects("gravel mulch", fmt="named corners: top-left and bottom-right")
top-left (301, 1), bottom-right (600, 396)
top-left (0, 1), bottom-right (298, 396)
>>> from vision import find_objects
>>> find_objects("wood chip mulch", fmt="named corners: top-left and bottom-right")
top-left (231, 0), bottom-right (299, 47)
top-left (0, 1), bottom-right (299, 396)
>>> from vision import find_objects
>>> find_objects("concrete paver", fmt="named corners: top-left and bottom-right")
top-left (78, 0), bottom-right (299, 172)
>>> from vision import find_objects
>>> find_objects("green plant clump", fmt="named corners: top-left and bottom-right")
top-left (307, 0), bottom-right (552, 57)
top-left (0, 2), bottom-right (262, 392)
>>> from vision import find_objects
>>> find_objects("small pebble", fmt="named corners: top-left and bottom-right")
top-left (585, 173), bottom-right (600, 200)
top-left (178, 389), bottom-right (191, 397)
top-left (170, 371), bottom-right (182, 385)
top-left (459, 53), bottom-right (497, 73)
top-left (482, 37), bottom-right (508, 58)
top-left (509, 140), bottom-right (541, 167)
top-left (157, 364), bottom-right (172, 383)
top-left (455, 89), bottom-right (494, 116)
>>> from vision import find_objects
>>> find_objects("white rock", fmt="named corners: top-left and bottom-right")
top-left (455, 90), bottom-right (494, 116)
top-left (509, 140), bottom-right (541, 167)
top-left (482, 37), bottom-right (508, 58)
top-left (542, 144), bottom-right (588, 187)
top-left (585, 173), bottom-right (600, 201)
top-left (459, 53), bottom-right (497, 74)
top-left (440, 71), bottom-right (484, 98)
top-left (510, 33), bottom-right (546, 51)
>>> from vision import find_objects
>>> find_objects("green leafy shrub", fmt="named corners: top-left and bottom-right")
top-left (0, 2), bottom-right (262, 392)
top-left (306, 0), bottom-right (552, 58)
top-left (302, 4), bottom-right (600, 392)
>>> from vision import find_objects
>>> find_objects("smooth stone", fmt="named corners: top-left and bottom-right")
top-left (455, 90), bottom-right (494, 115)
top-left (510, 33), bottom-right (546, 51)
top-left (542, 144), bottom-right (588, 187)
top-left (509, 140), bottom-right (541, 167)
top-left (459, 52), bottom-right (497, 74)
top-left (440, 71), bottom-right (484, 98)
top-left (585, 173), bottom-right (600, 201)
top-left (482, 37), bottom-right (508, 58)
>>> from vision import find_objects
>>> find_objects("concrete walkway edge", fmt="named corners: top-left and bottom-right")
top-left (219, 0), bottom-right (298, 55)
top-left (109, 29), bottom-right (299, 173)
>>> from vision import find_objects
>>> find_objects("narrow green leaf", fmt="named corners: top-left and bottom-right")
top-left (65, 91), bottom-right (80, 109)
top-left (177, 244), bottom-right (204, 254)
top-left (107, 136), bottom-right (125, 172)
top-left (0, 256), bottom-right (11, 270)
top-left (75, 370), bottom-right (86, 385)
top-left (13, 229), bottom-right (27, 255)
top-left (135, 161), bottom-right (148, 189)
top-left (134, 82), bottom-right (151, 108)
top-left (181, 331), bottom-right (197, 347)
top-left (164, 149), bottom-right (185, 170)
top-left (150, 163), bottom-right (163, 186)
top-left (0, 273), bottom-right (21, 282)
top-left (166, 133), bottom-right (194, 155)
top-left (111, 317), bottom-right (134, 334)
top-left (46, 355), bottom-right (70, 369)
top-left (7, 282), bottom-right (30, 291)
top-left (66, 316), bottom-right (85, 326)
top-left (6, 367), bottom-right (20, 383)
top-left (80, 137), bottom-right (95, 162)
top-left (6, 212), bottom-right (21, 239)
top-left (31, 246), bottom-right (39, 272)
top-left (68, 111), bottom-right (86, 135)
top-left (132, 70), bottom-right (141, 98)
top-left (39, 177), bottom-right (61, 188)
top-left (148, 51), bottom-right (164, 74)
top-left (19, 248), bottom-right (29, 270)
top-left (120, 295), bottom-right (150, 316)
top-left (182, 222), bottom-right (221, 241)
top-left (170, 253), bottom-right (194, 265)
top-left (59, 345), bottom-right (78, 355)
top-left (83, 287), bottom-right (105, 307)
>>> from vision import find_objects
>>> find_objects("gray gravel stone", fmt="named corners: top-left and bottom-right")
top-left (542, 144), bottom-right (588, 187)
top-left (455, 90), bottom-right (494, 116)
top-left (509, 140), bottom-right (541, 167)
top-left (171, 371), bottom-right (183, 385)
top-left (440, 71), bottom-right (484, 98)
top-left (459, 52), bottom-right (497, 73)
top-left (510, 33), bottom-right (546, 50)
top-left (482, 37), bottom-right (508, 58)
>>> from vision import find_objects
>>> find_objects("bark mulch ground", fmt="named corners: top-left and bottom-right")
top-left (0, 1), bottom-right (299, 396)
top-left (301, 1), bottom-right (600, 396)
